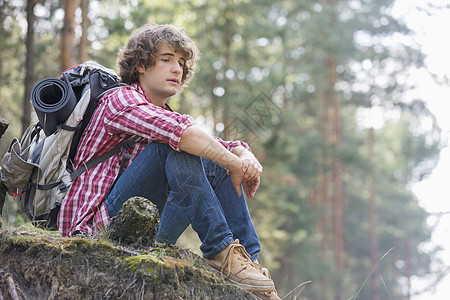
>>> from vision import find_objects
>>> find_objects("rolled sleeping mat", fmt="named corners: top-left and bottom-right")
top-left (31, 75), bottom-right (77, 136)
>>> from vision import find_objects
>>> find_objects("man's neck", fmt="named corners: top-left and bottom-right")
top-left (140, 85), bottom-right (167, 107)
top-left (150, 98), bottom-right (167, 108)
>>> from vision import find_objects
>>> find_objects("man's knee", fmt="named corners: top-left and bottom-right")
top-left (167, 147), bottom-right (203, 167)
top-left (201, 157), bottom-right (227, 178)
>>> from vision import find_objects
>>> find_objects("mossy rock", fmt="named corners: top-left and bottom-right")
top-left (0, 228), bottom-right (256, 299)
top-left (106, 196), bottom-right (160, 248)
top-left (0, 190), bottom-right (257, 298)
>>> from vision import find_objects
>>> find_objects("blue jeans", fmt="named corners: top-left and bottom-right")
top-left (105, 142), bottom-right (261, 260)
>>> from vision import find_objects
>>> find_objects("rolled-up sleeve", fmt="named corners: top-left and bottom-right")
top-left (214, 137), bottom-right (252, 153)
top-left (167, 113), bottom-right (194, 150)
top-left (103, 88), bottom-right (194, 151)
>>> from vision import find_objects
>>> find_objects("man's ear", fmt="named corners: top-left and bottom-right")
top-left (136, 64), bottom-right (145, 74)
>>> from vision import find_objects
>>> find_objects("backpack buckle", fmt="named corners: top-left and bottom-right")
top-left (79, 65), bottom-right (86, 76)
top-left (58, 182), bottom-right (68, 193)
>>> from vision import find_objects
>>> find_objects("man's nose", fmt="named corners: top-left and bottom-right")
top-left (172, 62), bottom-right (182, 74)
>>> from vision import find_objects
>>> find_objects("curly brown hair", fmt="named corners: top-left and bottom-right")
top-left (117, 24), bottom-right (199, 89)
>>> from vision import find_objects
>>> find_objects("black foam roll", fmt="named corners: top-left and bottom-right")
top-left (31, 76), bottom-right (77, 136)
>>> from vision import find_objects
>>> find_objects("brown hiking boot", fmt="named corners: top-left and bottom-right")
top-left (252, 260), bottom-right (281, 300)
top-left (253, 260), bottom-right (271, 278)
top-left (205, 240), bottom-right (275, 292)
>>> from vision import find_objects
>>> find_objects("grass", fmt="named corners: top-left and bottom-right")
top-left (348, 247), bottom-right (395, 300)
top-left (281, 280), bottom-right (312, 299)
top-left (270, 247), bottom-right (396, 300)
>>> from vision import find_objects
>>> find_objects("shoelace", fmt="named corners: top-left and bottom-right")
top-left (254, 262), bottom-right (271, 279)
top-left (221, 243), bottom-right (253, 278)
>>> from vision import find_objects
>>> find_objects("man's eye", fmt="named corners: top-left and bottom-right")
top-left (162, 58), bottom-right (169, 62)
top-left (179, 62), bottom-right (185, 67)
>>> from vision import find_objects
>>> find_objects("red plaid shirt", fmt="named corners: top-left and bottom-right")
top-left (57, 83), bottom-right (250, 237)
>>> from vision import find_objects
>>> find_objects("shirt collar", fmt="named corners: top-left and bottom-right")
top-left (132, 82), bottom-right (173, 111)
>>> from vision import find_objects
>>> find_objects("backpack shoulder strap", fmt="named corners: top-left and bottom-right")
top-left (70, 136), bottom-right (139, 181)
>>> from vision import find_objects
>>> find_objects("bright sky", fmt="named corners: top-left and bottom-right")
top-left (391, 0), bottom-right (450, 299)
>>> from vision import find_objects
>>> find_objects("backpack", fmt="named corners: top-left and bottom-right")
top-left (1, 61), bottom-right (134, 229)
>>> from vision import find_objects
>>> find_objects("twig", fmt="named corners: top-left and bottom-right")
top-left (353, 247), bottom-right (395, 300)
top-left (2, 273), bottom-right (26, 300)
top-left (379, 275), bottom-right (392, 300)
top-left (281, 280), bottom-right (312, 300)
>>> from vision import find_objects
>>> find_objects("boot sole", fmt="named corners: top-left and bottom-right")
top-left (252, 291), bottom-right (281, 300)
top-left (226, 277), bottom-right (275, 292)
top-left (206, 262), bottom-right (275, 292)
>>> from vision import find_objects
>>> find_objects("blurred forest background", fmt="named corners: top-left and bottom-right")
top-left (0, 0), bottom-right (447, 299)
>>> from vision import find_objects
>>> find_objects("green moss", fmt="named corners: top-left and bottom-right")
top-left (149, 245), bottom-right (181, 258)
top-left (1, 229), bottom-right (118, 262)
top-left (124, 254), bottom-right (163, 274)
top-left (124, 253), bottom-right (196, 278)
top-left (8, 231), bottom-right (62, 253)
top-left (62, 237), bottom-right (117, 254)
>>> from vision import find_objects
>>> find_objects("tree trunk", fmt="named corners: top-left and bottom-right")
top-left (0, 4), bottom-right (5, 107)
top-left (326, 53), bottom-right (344, 300)
top-left (22, 0), bottom-right (37, 135)
top-left (368, 127), bottom-right (379, 300)
top-left (220, 5), bottom-right (233, 140)
top-left (318, 85), bottom-right (332, 300)
top-left (0, 118), bottom-right (9, 228)
top-left (61, 0), bottom-right (79, 71)
top-left (79, 0), bottom-right (89, 62)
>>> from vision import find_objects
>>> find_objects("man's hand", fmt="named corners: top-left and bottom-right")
top-left (242, 177), bottom-right (260, 198)
top-left (229, 165), bottom-right (245, 198)
top-left (228, 159), bottom-right (261, 198)
top-left (240, 154), bottom-right (262, 179)
top-left (229, 146), bottom-right (263, 198)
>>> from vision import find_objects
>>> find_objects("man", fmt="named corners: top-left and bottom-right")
top-left (58, 24), bottom-right (279, 298)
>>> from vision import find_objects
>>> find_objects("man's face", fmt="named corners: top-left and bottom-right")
top-left (137, 43), bottom-right (185, 106)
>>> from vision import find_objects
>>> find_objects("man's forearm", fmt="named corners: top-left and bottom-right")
top-left (232, 145), bottom-right (254, 158)
top-left (179, 125), bottom-right (242, 172)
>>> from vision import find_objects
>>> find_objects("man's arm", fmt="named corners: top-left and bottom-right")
top-left (179, 125), bottom-right (245, 196)
top-left (179, 125), bottom-right (262, 198)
